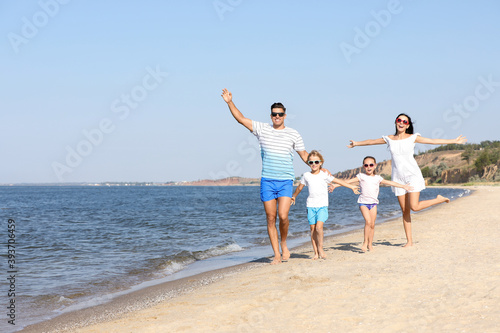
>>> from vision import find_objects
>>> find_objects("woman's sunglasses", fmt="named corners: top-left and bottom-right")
top-left (308, 160), bottom-right (321, 165)
top-left (364, 163), bottom-right (375, 167)
top-left (396, 118), bottom-right (409, 125)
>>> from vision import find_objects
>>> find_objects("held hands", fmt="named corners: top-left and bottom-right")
top-left (347, 140), bottom-right (356, 148)
top-left (290, 196), bottom-right (296, 205)
top-left (455, 135), bottom-right (467, 144)
top-left (221, 88), bottom-right (232, 103)
top-left (328, 184), bottom-right (340, 193)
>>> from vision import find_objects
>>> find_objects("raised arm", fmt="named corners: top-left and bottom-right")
top-left (381, 179), bottom-right (413, 192)
top-left (221, 88), bottom-right (253, 132)
top-left (415, 135), bottom-right (467, 145)
top-left (347, 138), bottom-right (386, 148)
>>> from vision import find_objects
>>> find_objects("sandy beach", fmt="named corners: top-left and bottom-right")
top-left (22, 186), bottom-right (500, 333)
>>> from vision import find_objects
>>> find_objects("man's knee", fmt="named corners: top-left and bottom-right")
top-left (278, 215), bottom-right (289, 224)
top-left (266, 214), bottom-right (277, 224)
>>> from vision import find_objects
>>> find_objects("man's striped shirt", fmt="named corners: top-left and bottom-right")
top-left (252, 120), bottom-right (305, 180)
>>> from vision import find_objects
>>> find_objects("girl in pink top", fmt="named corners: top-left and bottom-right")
top-left (342, 156), bottom-right (413, 252)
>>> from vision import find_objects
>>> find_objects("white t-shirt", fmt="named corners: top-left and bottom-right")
top-left (356, 173), bottom-right (384, 204)
top-left (300, 171), bottom-right (335, 207)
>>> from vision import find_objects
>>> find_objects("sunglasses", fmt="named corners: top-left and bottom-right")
top-left (364, 163), bottom-right (375, 167)
top-left (271, 112), bottom-right (285, 117)
top-left (308, 160), bottom-right (321, 165)
top-left (396, 118), bottom-right (409, 125)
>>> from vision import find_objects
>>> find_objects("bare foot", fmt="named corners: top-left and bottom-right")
top-left (367, 245), bottom-right (374, 251)
top-left (403, 242), bottom-right (413, 248)
top-left (312, 254), bottom-right (319, 260)
top-left (282, 248), bottom-right (290, 261)
top-left (361, 243), bottom-right (368, 252)
top-left (270, 256), bottom-right (282, 265)
top-left (319, 251), bottom-right (327, 259)
top-left (437, 195), bottom-right (450, 203)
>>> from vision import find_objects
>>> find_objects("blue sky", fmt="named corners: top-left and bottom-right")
top-left (1, 1), bottom-right (499, 183)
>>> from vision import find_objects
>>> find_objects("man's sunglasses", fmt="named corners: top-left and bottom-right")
top-left (308, 160), bottom-right (321, 165)
top-left (396, 118), bottom-right (409, 125)
top-left (271, 112), bottom-right (285, 117)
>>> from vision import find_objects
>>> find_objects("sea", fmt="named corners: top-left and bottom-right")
top-left (0, 185), bottom-right (471, 332)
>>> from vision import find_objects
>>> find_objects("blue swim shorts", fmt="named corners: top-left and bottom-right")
top-left (260, 178), bottom-right (293, 202)
top-left (359, 203), bottom-right (378, 210)
top-left (307, 206), bottom-right (328, 225)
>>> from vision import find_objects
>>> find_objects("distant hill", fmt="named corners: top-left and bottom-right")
top-left (168, 141), bottom-right (500, 186)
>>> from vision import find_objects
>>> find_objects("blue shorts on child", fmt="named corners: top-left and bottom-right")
top-left (307, 206), bottom-right (328, 225)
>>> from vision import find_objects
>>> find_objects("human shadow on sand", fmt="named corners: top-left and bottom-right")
top-left (329, 242), bottom-right (364, 253)
top-left (250, 252), bottom-right (310, 263)
top-left (250, 257), bottom-right (273, 263)
top-left (373, 240), bottom-right (406, 247)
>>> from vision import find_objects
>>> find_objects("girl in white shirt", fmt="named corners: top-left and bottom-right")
top-left (291, 150), bottom-right (359, 259)
top-left (342, 156), bottom-right (413, 252)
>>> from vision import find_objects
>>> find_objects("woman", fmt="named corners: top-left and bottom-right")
top-left (347, 113), bottom-right (467, 247)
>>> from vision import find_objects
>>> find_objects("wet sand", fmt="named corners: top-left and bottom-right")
top-left (22, 186), bottom-right (500, 332)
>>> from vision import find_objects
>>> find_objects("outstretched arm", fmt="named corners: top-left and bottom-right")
top-left (415, 135), bottom-right (467, 145)
top-left (329, 177), bottom-right (358, 192)
top-left (347, 138), bottom-right (386, 148)
top-left (332, 178), bottom-right (360, 195)
top-left (381, 179), bottom-right (413, 192)
top-left (221, 88), bottom-right (253, 132)
top-left (291, 183), bottom-right (305, 205)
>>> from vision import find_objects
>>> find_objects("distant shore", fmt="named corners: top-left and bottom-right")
top-left (2, 178), bottom-right (498, 187)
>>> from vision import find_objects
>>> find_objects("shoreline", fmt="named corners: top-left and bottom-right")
top-left (20, 186), bottom-right (477, 332)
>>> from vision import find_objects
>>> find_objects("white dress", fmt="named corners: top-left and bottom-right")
top-left (382, 133), bottom-right (426, 196)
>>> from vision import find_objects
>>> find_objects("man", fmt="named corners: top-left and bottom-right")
top-left (221, 88), bottom-right (309, 264)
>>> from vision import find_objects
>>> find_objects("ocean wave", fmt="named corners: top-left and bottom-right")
top-left (379, 210), bottom-right (400, 219)
top-left (455, 189), bottom-right (471, 198)
top-left (158, 241), bottom-right (245, 275)
top-left (192, 241), bottom-right (244, 260)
